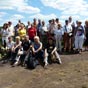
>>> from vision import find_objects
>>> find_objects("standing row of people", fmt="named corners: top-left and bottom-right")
top-left (0, 17), bottom-right (88, 68)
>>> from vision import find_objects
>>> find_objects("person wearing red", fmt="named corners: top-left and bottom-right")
top-left (28, 24), bottom-right (37, 42)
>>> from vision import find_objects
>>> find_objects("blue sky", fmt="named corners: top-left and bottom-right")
top-left (0, 0), bottom-right (88, 26)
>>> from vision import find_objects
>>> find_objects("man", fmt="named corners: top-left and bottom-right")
top-left (44, 38), bottom-right (62, 67)
top-left (20, 35), bottom-right (32, 66)
top-left (63, 20), bottom-right (73, 52)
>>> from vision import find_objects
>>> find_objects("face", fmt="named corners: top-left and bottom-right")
top-left (25, 36), bottom-right (29, 41)
top-left (34, 38), bottom-right (39, 43)
top-left (58, 25), bottom-right (61, 29)
top-left (77, 23), bottom-right (81, 26)
top-left (48, 39), bottom-right (53, 44)
top-left (8, 37), bottom-right (12, 42)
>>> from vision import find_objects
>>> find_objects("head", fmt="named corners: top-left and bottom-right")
top-left (38, 19), bottom-right (41, 23)
top-left (56, 18), bottom-right (59, 23)
top-left (48, 38), bottom-right (54, 45)
top-left (8, 21), bottom-right (12, 26)
top-left (52, 19), bottom-right (55, 24)
top-left (48, 20), bottom-right (52, 24)
top-left (19, 23), bottom-right (25, 29)
top-left (42, 21), bottom-right (45, 26)
top-left (77, 21), bottom-right (82, 27)
top-left (28, 21), bottom-right (30, 25)
top-left (24, 35), bottom-right (29, 41)
top-left (8, 36), bottom-right (12, 42)
top-left (58, 23), bottom-right (62, 29)
top-left (15, 36), bottom-right (20, 43)
top-left (85, 20), bottom-right (88, 26)
top-left (31, 24), bottom-right (34, 28)
top-left (34, 36), bottom-right (40, 43)
top-left (33, 18), bottom-right (37, 23)
top-left (65, 20), bottom-right (69, 25)
top-left (3, 23), bottom-right (8, 29)
top-left (68, 16), bottom-right (72, 22)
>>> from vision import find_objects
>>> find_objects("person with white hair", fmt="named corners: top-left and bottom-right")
top-left (31, 36), bottom-right (44, 67)
top-left (10, 36), bottom-right (22, 66)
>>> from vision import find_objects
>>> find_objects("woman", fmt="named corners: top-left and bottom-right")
top-left (74, 21), bottom-right (85, 53)
top-left (0, 23), bottom-right (9, 48)
top-left (18, 23), bottom-right (26, 39)
top-left (32, 36), bottom-right (44, 67)
top-left (11, 36), bottom-right (22, 66)
top-left (28, 24), bottom-right (37, 42)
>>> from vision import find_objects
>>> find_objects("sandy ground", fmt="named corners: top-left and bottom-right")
top-left (0, 52), bottom-right (88, 88)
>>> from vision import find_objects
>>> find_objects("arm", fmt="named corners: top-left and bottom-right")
top-left (51, 47), bottom-right (57, 55)
top-left (35, 43), bottom-right (42, 53)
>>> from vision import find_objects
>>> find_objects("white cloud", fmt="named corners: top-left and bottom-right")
top-left (18, 6), bottom-right (40, 14)
top-left (0, 0), bottom-right (40, 14)
top-left (29, 13), bottom-right (57, 20)
top-left (11, 14), bottom-right (24, 20)
top-left (41, 0), bottom-right (88, 20)
top-left (3, 14), bottom-right (25, 25)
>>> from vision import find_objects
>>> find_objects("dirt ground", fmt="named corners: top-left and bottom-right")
top-left (0, 52), bottom-right (88, 88)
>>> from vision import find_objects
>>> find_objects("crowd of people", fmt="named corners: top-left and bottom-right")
top-left (0, 16), bottom-right (88, 69)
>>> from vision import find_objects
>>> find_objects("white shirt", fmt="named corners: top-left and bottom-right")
top-left (63, 24), bottom-right (72, 33)
top-left (1, 28), bottom-right (9, 37)
top-left (7, 41), bottom-right (14, 49)
top-left (40, 25), bottom-right (48, 35)
top-left (8, 25), bottom-right (14, 36)
top-left (54, 28), bottom-right (64, 36)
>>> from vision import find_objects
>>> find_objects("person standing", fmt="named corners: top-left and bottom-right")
top-left (54, 23), bottom-right (63, 53)
top-left (28, 24), bottom-right (37, 42)
top-left (63, 20), bottom-right (73, 52)
top-left (84, 20), bottom-right (88, 50)
top-left (0, 23), bottom-right (9, 48)
top-left (74, 21), bottom-right (85, 53)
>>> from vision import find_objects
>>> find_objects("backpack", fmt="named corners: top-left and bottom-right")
top-left (25, 50), bottom-right (38, 69)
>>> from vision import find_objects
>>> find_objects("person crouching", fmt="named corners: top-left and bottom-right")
top-left (44, 38), bottom-right (62, 67)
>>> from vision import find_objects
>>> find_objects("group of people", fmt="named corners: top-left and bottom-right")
top-left (0, 16), bottom-right (88, 69)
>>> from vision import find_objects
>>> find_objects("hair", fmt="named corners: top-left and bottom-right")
top-left (34, 36), bottom-right (39, 41)
top-left (16, 36), bottom-right (20, 40)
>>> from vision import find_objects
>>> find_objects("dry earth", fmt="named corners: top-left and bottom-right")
top-left (0, 52), bottom-right (88, 88)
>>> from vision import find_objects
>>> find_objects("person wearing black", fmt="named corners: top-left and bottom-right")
top-left (44, 38), bottom-right (62, 66)
top-left (20, 35), bottom-right (32, 66)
